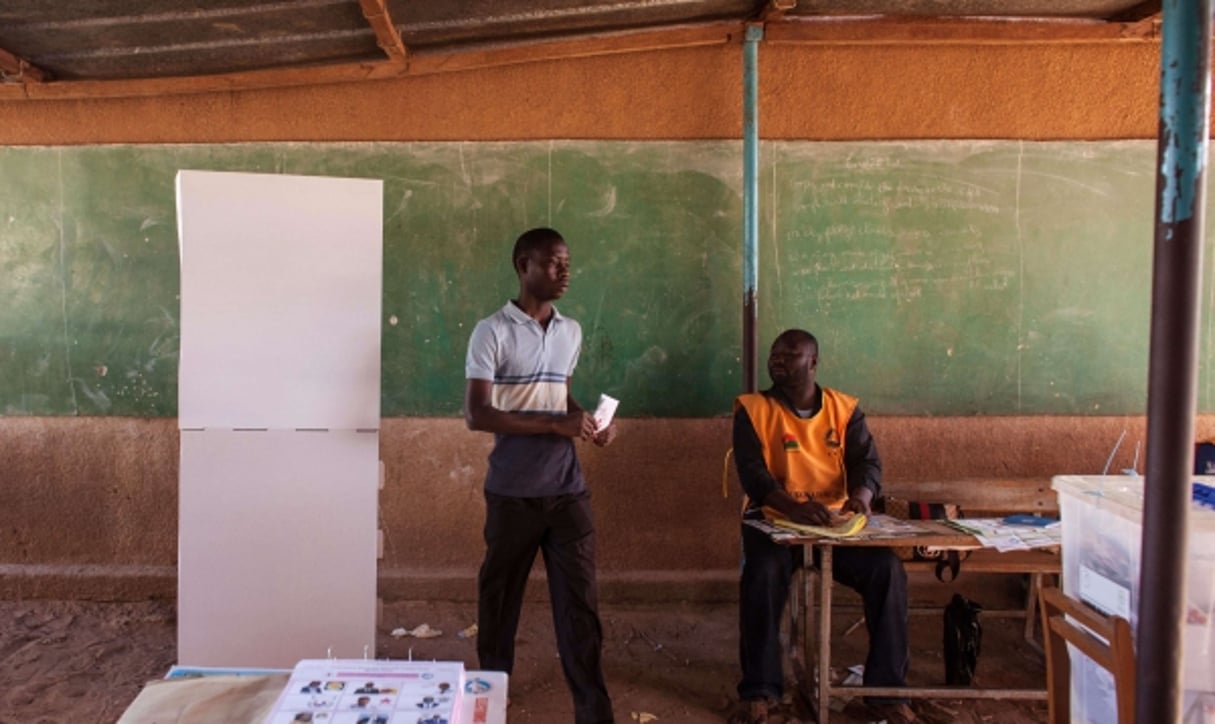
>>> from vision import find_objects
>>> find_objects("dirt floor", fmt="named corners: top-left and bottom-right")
top-left (0, 584), bottom-right (1049, 723)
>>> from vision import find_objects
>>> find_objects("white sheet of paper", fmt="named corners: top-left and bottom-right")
top-left (593, 394), bottom-right (619, 433)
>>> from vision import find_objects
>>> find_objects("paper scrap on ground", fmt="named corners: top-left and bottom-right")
top-left (593, 394), bottom-right (619, 433)
top-left (829, 664), bottom-right (866, 712)
top-left (391, 623), bottom-right (443, 639)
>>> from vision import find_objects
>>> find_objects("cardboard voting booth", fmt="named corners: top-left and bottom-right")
top-left (176, 170), bottom-right (383, 667)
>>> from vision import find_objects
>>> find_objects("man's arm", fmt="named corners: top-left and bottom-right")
top-left (463, 378), bottom-right (594, 439)
top-left (840, 406), bottom-right (882, 515)
top-left (734, 405), bottom-right (832, 526)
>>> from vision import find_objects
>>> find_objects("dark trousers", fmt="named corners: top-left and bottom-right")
top-left (477, 491), bottom-right (613, 724)
top-left (738, 522), bottom-right (909, 702)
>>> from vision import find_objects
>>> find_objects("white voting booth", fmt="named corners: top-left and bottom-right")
top-left (176, 170), bottom-right (383, 668)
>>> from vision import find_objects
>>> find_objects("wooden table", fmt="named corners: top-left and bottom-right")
top-left (771, 518), bottom-right (1051, 723)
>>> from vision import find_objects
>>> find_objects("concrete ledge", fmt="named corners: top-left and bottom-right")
top-left (0, 563), bottom-right (177, 601)
top-left (376, 567), bottom-right (739, 604)
top-left (0, 563), bottom-right (1026, 607)
top-left (0, 564), bottom-right (740, 604)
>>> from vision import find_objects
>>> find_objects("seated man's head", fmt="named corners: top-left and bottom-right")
top-left (768, 329), bottom-right (818, 389)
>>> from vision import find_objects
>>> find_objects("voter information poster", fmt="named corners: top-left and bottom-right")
top-left (264, 659), bottom-right (464, 724)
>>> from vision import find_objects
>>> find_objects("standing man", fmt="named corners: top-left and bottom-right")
top-left (732, 329), bottom-right (911, 724)
top-left (464, 227), bottom-right (616, 724)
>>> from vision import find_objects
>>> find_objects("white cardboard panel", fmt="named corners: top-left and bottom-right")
top-left (178, 429), bottom-right (378, 668)
top-left (177, 170), bottom-right (383, 430)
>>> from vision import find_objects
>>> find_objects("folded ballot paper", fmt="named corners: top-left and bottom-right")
top-left (593, 394), bottom-right (619, 433)
top-left (264, 658), bottom-right (464, 724)
top-left (769, 512), bottom-right (869, 538)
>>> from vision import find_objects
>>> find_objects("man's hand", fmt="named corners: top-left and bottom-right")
top-left (592, 422), bottom-right (617, 447)
top-left (786, 498), bottom-right (833, 527)
top-left (841, 488), bottom-right (873, 517)
top-left (554, 411), bottom-right (596, 440)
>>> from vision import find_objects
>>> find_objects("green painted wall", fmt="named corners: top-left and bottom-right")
top-left (0, 140), bottom-right (1202, 417)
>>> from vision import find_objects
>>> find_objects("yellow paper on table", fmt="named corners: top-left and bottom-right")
top-left (769, 512), bottom-right (868, 538)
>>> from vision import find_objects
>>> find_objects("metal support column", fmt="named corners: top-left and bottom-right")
top-left (1139, 0), bottom-right (1211, 720)
top-left (742, 23), bottom-right (762, 393)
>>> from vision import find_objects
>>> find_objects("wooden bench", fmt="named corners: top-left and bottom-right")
top-left (879, 478), bottom-right (1062, 648)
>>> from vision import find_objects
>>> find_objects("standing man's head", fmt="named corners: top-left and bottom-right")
top-left (767, 329), bottom-right (819, 392)
top-left (512, 227), bottom-right (571, 302)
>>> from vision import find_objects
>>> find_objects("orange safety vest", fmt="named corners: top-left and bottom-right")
top-left (734, 388), bottom-right (858, 510)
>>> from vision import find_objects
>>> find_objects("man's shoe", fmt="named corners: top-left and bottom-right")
top-left (865, 700), bottom-right (917, 724)
top-left (727, 698), bottom-right (770, 724)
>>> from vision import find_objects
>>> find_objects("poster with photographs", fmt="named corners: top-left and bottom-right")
top-left (264, 659), bottom-right (464, 724)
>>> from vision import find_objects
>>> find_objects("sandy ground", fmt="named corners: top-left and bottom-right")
top-left (0, 590), bottom-right (1048, 724)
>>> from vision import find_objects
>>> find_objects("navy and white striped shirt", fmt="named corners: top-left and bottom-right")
top-left (465, 301), bottom-right (586, 497)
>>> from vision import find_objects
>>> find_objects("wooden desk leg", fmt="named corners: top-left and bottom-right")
top-left (791, 563), bottom-right (803, 675)
top-left (818, 545), bottom-right (833, 724)
top-left (1024, 571), bottom-right (1045, 654)
top-left (801, 545), bottom-right (814, 706)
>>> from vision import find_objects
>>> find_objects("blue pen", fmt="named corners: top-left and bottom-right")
top-left (1002, 513), bottom-right (1059, 527)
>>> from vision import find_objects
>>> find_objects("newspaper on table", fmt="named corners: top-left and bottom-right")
top-left (264, 658), bottom-right (464, 724)
top-left (748, 512), bottom-right (1061, 555)
top-left (944, 517), bottom-right (1063, 552)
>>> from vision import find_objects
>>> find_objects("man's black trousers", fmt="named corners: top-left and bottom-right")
top-left (477, 490), bottom-right (614, 724)
top-left (737, 522), bottom-right (910, 703)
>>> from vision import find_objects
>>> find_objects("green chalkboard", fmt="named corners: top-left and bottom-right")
top-left (762, 141), bottom-right (1164, 415)
top-left (0, 140), bottom-right (1209, 417)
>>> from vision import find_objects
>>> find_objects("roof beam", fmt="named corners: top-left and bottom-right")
top-left (1108, 1), bottom-right (1162, 22)
top-left (407, 21), bottom-right (739, 76)
top-left (0, 21), bottom-right (738, 101)
top-left (763, 16), bottom-right (1161, 45)
top-left (759, 0), bottom-right (797, 23)
top-left (0, 60), bottom-right (403, 101)
top-left (357, 0), bottom-right (407, 62)
top-left (0, 45), bottom-right (47, 83)
top-left (1108, 0), bottom-right (1162, 39)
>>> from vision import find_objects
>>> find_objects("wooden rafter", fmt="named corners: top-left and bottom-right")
top-left (763, 15), bottom-right (1162, 45)
top-left (0, 45), bottom-right (47, 83)
top-left (1108, 1), bottom-right (1162, 22)
top-left (0, 60), bottom-right (403, 101)
top-left (407, 22), bottom-right (739, 76)
top-left (357, 0), bottom-right (407, 62)
top-left (0, 21), bottom-right (737, 101)
top-left (759, 0), bottom-right (798, 24)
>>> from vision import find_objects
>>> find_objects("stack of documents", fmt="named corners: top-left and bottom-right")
top-left (945, 516), bottom-right (1062, 552)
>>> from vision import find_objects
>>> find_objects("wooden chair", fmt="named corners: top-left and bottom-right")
top-left (1038, 584), bottom-right (1137, 724)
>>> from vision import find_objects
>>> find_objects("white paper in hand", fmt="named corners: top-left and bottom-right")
top-left (593, 394), bottom-right (619, 433)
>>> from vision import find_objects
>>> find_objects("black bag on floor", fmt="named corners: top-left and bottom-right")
top-left (943, 593), bottom-right (982, 685)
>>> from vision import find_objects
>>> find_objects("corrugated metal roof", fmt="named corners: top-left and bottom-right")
top-left (0, 0), bottom-right (1161, 97)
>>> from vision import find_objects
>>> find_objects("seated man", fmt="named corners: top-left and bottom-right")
top-left (732, 329), bottom-right (911, 723)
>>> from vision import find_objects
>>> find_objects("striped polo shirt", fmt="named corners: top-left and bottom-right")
top-left (465, 301), bottom-right (586, 497)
